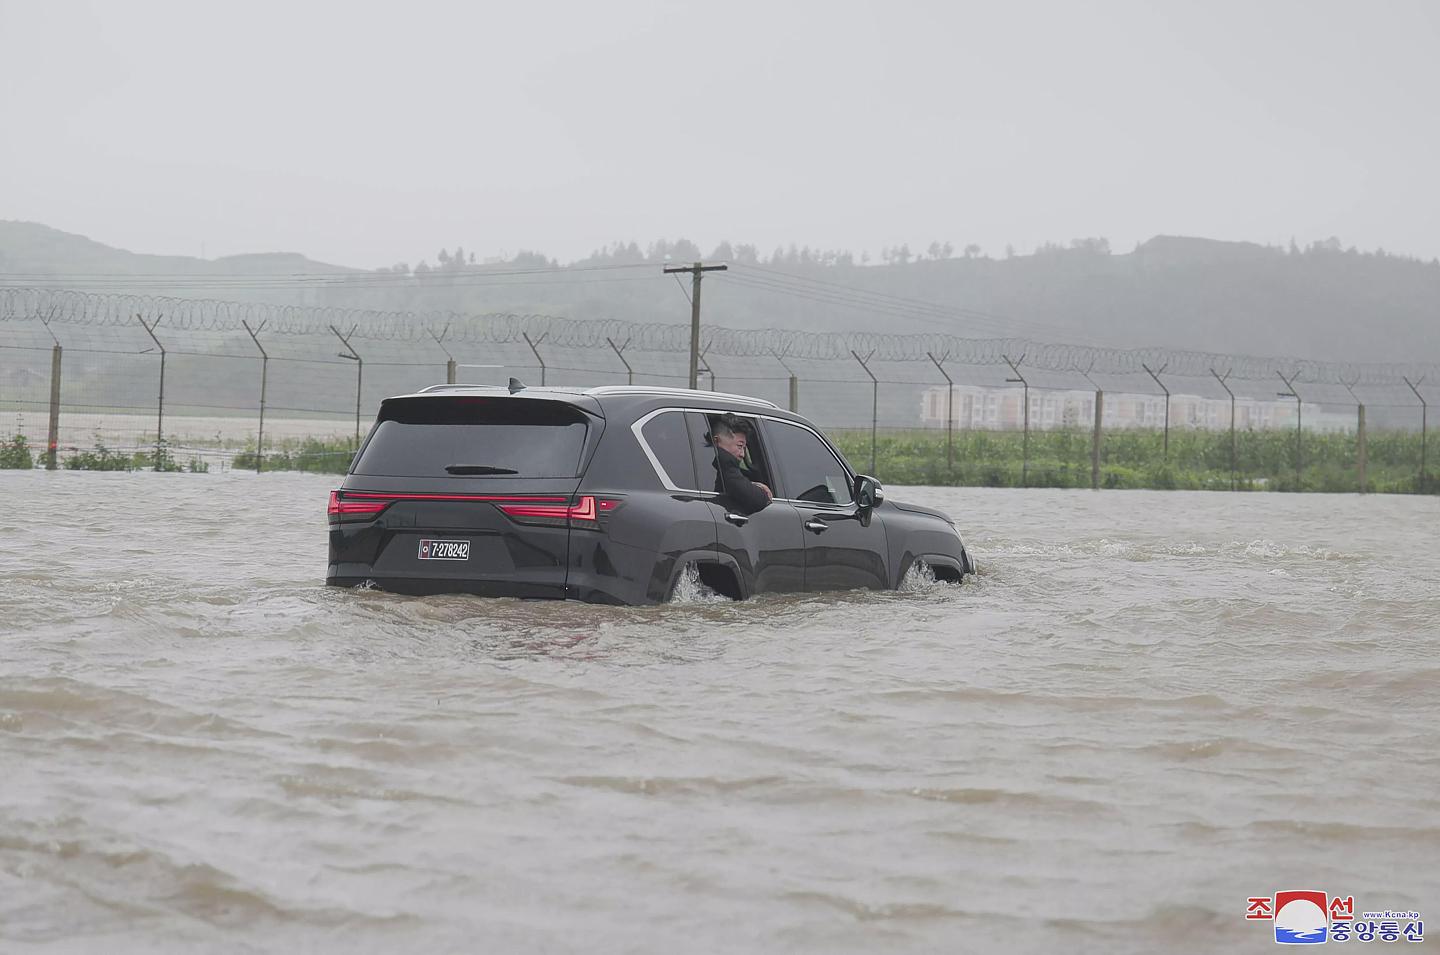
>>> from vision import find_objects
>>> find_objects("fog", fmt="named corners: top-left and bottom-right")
top-left (2, 0), bottom-right (1437, 268)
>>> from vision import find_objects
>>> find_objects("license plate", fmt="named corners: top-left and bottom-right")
top-left (418, 539), bottom-right (470, 561)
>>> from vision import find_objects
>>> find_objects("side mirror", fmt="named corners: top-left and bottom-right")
top-left (854, 475), bottom-right (884, 510)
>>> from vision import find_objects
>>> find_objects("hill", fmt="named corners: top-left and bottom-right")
top-left (2, 222), bottom-right (1438, 364)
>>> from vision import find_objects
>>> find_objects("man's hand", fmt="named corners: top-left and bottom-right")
top-left (754, 482), bottom-right (773, 500)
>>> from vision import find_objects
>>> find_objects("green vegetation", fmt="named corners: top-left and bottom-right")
top-left (53, 437), bottom-right (212, 472)
top-left (228, 426), bottom-right (1436, 496)
top-left (830, 428), bottom-right (1438, 494)
top-left (233, 437), bottom-right (355, 474)
top-left (13, 420), bottom-right (1435, 495)
top-left (63, 441), bottom-right (133, 471)
top-left (0, 433), bottom-right (34, 469)
top-left (152, 441), bottom-right (184, 473)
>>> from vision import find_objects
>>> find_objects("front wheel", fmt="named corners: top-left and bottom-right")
top-left (900, 558), bottom-right (937, 591)
top-left (901, 557), bottom-right (964, 591)
top-left (667, 561), bottom-right (736, 603)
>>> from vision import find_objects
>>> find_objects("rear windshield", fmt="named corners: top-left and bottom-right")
top-left (352, 397), bottom-right (590, 478)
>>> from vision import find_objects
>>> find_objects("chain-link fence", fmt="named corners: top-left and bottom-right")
top-left (1, 289), bottom-right (1435, 492)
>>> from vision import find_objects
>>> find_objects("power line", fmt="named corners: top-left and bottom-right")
top-left (723, 264), bottom-right (1090, 342)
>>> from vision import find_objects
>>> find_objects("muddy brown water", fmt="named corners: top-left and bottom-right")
top-left (2, 471), bottom-right (1436, 953)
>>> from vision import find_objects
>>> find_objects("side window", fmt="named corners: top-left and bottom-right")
top-left (639, 411), bottom-right (698, 489)
top-left (686, 412), bottom-right (719, 493)
top-left (695, 412), bottom-right (775, 493)
top-left (768, 421), bottom-right (853, 505)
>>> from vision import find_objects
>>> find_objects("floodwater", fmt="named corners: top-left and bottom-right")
top-left (2, 472), bottom-right (1436, 954)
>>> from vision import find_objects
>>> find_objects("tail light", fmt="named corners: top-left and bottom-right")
top-left (497, 495), bottom-right (621, 528)
top-left (327, 490), bottom-right (617, 527)
top-left (328, 489), bottom-right (389, 519)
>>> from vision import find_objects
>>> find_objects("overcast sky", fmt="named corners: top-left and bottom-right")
top-left (2, 0), bottom-right (1436, 268)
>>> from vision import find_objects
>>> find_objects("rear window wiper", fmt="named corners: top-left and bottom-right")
top-left (444, 464), bottom-right (520, 475)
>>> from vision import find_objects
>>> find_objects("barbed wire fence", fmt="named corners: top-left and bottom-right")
top-left (0, 288), bottom-right (1435, 492)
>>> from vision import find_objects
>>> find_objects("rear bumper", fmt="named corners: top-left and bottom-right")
top-left (325, 563), bottom-right (651, 605)
top-left (326, 572), bottom-right (568, 600)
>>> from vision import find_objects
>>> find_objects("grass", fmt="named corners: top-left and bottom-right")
top-left (0, 433), bottom-right (210, 472)
top-left (7, 425), bottom-right (1436, 494)
top-left (829, 427), bottom-right (1439, 494)
top-left (232, 437), bottom-right (357, 474)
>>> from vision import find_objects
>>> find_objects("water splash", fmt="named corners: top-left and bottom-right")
top-left (899, 558), bottom-right (938, 593)
top-left (668, 563), bottom-right (729, 605)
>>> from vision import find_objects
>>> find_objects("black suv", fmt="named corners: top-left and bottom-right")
top-left (326, 384), bottom-right (973, 604)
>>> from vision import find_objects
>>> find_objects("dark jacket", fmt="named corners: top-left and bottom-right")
top-left (713, 447), bottom-right (770, 514)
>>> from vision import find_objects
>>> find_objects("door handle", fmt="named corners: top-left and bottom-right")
top-left (803, 519), bottom-right (829, 534)
top-left (724, 512), bottom-right (750, 527)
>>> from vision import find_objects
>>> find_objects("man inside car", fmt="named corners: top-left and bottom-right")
top-left (709, 414), bottom-right (772, 514)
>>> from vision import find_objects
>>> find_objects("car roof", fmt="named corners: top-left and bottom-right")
top-left (398, 383), bottom-right (781, 411)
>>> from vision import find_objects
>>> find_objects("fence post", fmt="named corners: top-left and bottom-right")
top-left (1342, 378), bottom-right (1366, 493)
top-left (698, 344), bottom-right (716, 392)
top-left (1142, 362), bottom-right (1170, 460)
top-left (428, 326), bottom-right (455, 384)
top-left (1210, 368), bottom-right (1236, 491)
top-left (1357, 403), bottom-right (1367, 492)
top-left (522, 331), bottom-right (547, 386)
top-left (1092, 390), bottom-right (1104, 489)
top-left (330, 324), bottom-right (363, 446)
top-left (242, 320), bottom-right (269, 472)
top-left (607, 337), bottom-right (634, 385)
top-left (1077, 364), bottom-right (1103, 490)
top-left (1403, 376), bottom-right (1427, 491)
top-left (772, 350), bottom-right (798, 413)
top-left (137, 315), bottom-right (166, 468)
top-left (46, 342), bottom-right (62, 470)
top-left (926, 351), bottom-right (954, 470)
top-left (851, 349), bottom-right (878, 476)
top-left (1277, 371), bottom-right (1302, 489)
top-left (1003, 353), bottom-right (1029, 487)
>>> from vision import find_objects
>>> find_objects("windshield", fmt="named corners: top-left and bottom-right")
top-left (352, 397), bottom-right (590, 478)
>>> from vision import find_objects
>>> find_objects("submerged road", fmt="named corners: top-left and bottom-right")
top-left (2, 472), bottom-right (1436, 953)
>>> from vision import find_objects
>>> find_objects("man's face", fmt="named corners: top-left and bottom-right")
top-left (714, 428), bottom-right (747, 459)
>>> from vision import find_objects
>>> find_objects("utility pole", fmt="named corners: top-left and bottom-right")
top-left (663, 261), bottom-right (728, 389)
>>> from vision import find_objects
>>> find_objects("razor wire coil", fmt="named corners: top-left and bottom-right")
top-left (2, 287), bottom-right (1436, 386)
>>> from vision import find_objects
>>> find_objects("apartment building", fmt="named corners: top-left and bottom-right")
top-left (919, 386), bottom-right (1329, 432)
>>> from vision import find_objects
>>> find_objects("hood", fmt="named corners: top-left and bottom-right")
top-left (888, 499), bottom-right (955, 525)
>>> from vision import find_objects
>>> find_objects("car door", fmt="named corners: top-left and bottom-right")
top-left (622, 408), bottom-right (720, 599)
top-left (761, 418), bottom-right (888, 591)
top-left (686, 411), bottom-right (804, 596)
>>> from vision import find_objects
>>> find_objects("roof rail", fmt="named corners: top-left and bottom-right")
top-left (586, 385), bottom-right (780, 409)
top-left (415, 383), bottom-right (506, 393)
